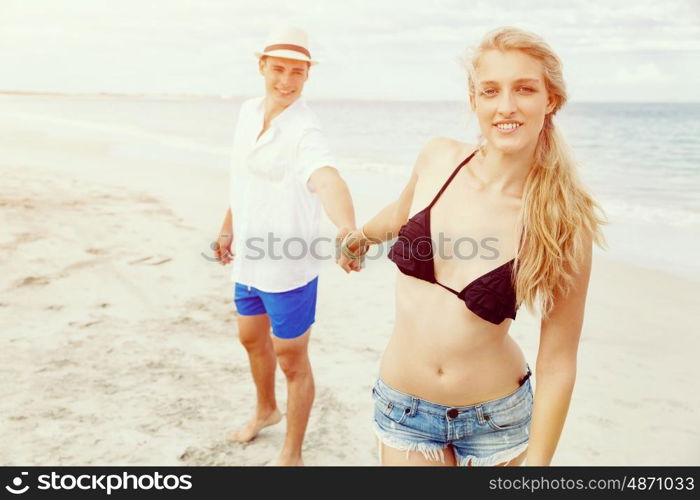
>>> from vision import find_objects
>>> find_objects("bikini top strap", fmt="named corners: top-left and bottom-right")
top-left (436, 281), bottom-right (459, 296)
top-left (427, 150), bottom-right (478, 209)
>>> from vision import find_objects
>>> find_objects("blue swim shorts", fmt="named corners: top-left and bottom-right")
top-left (233, 277), bottom-right (318, 339)
top-left (372, 373), bottom-right (533, 466)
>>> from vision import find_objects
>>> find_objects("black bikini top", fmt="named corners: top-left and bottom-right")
top-left (388, 150), bottom-right (521, 325)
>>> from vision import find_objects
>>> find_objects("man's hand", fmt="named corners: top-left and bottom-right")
top-left (215, 233), bottom-right (234, 266)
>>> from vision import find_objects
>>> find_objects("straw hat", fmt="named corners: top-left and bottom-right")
top-left (254, 26), bottom-right (318, 65)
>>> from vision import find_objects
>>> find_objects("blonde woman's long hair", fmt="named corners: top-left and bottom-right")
top-left (466, 27), bottom-right (606, 318)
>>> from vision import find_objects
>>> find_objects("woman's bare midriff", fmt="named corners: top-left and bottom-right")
top-left (378, 274), bottom-right (528, 407)
top-left (378, 139), bottom-right (528, 406)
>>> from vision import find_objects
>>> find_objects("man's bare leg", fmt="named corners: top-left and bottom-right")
top-left (230, 313), bottom-right (282, 442)
top-left (271, 328), bottom-right (314, 466)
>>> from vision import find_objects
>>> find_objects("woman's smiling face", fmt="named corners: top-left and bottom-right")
top-left (470, 49), bottom-right (555, 155)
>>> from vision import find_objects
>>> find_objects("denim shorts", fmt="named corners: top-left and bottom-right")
top-left (372, 373), bottom-right (533, 466)
top-left (233, 277), bottom-right (318, 339)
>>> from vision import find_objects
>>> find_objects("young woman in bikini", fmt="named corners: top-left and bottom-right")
top-left (339, 27), bottom-right (605, 466)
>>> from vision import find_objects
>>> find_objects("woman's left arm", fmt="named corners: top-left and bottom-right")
top-left (526, 233), bottom-right (593, 466)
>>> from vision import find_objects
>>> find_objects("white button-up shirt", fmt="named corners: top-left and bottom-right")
top-left (229, 96), bottom-right (335, 292)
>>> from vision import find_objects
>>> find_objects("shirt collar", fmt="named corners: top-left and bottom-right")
top-left (255, 95), bottom-right (305, 130)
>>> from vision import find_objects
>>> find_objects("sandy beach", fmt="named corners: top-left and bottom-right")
top-left (1, 95), bottom-right (699, 466)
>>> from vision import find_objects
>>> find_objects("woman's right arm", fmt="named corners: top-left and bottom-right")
top-left (338, 138), bottom-right (440, 263)
top-left (362, 168), bottom-right (419, 244)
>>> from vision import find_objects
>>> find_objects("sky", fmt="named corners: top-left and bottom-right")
top-left (1, 0), bottom-right (699, 102)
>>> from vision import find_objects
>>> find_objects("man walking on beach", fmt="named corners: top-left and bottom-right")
top-left (214, 26), bottom-right (357, 466)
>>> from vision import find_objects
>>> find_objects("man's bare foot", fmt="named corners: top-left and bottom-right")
top-left (273, 454), bottom-right (303, 466)
top-left (229, 408), bottom-right (282, 443)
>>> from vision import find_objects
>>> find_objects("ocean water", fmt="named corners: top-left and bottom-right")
top-left (4, 95), bottom-right (699, 279)
top-left (312, 100), bottom-right (700, 224)
top-left (311, 100), bottom-right (700, 279)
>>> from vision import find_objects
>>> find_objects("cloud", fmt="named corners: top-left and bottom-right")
top-left (0, 0), bottom-right (698, 101)
top-left (611, 62), bottom-right (668, 84)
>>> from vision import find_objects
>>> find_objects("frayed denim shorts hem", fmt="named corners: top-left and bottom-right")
top-left (372, 374), bottom-right (533, 466)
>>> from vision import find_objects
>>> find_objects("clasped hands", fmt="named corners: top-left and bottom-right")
top-left (335, 227), bottom-right (370, 274)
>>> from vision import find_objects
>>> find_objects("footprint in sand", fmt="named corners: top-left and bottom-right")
top-left (137, 195), bottom-right (159, 204)
top-left (68, 320), bottom-right (101, 328)
top-left (16, 275), bottom-right (51, 287)
top-left (128, 255), bottom-right (172, 266)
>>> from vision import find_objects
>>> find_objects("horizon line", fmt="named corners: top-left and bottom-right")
top-left (1, 90), bottom-right (698, 105)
